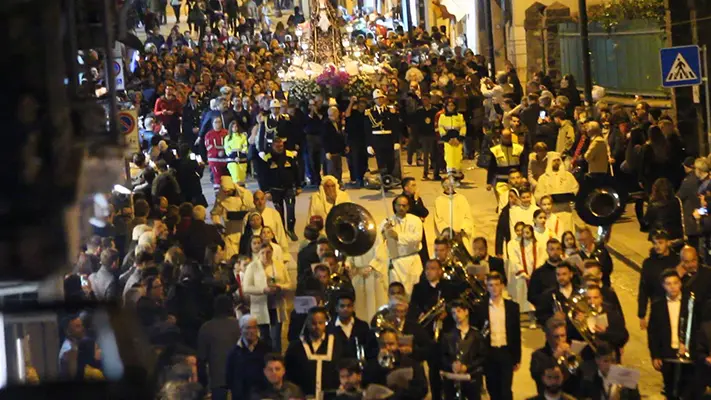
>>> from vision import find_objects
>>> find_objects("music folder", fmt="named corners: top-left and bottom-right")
top-left (226, 210), bottom-right (249, 221)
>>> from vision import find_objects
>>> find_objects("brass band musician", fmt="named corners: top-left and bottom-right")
top-left (530, 317), bottom-right (581, 396)
top-left (440, 300), bottom-right (487, 399)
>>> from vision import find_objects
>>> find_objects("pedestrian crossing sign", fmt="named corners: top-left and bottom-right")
top-left (661, 45), bottom-right (703, 88)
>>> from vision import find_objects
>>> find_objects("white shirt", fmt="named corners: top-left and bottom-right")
top-left (489, 298), bottom-right (507, 347)
top-left (667, 296), bottom-right (682, 349)
top-left (598, 370), bottom-right (613, 397)
top-left (335, 317), bottom-right (354, 339)
top-left (429, 280), bottom-right (440, 289)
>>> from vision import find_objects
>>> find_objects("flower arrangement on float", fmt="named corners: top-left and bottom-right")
top-left (288, 78), bottom-right (321, 103)
top-left (345, 74), bottom-right (374, 99)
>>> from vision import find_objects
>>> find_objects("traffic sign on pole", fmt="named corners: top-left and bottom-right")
top-left (661, 45), bottom-right (703, 88)
top-left (118, 109), bottom-right (139, 153)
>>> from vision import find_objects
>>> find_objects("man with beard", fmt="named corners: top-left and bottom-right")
top-left (361, 327), bottom-right (428, 399)
top-left (530, 317), bottom-right (581, 396)
top-left (401, 177), bottom-right (430, 264)
top-left (487, 129), bottom-right (524, 210)
top-left (153, 84), bottom-right (183, 141)
top-left (676, 245), bottom-right (711, 316)
top-left (528, 239), bottom-right (564, 311)
top-left (638, 230), bottom-right (679, 330)
top-left (534, 262), bottom-right (581, 332)
top-left (527, 362), bottom-right (577, 400)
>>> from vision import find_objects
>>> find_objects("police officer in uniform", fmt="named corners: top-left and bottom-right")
top-left (257, 99), bottom-right (292, 191)
top-left (366, 89), bottom-right (401, 180)
top-left (486, 129), bottom-right (524, 209)
top-left (263, 136), bottom-right (301, 241)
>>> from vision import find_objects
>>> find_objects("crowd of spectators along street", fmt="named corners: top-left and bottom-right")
top-left (59, 0), bottom-right (711, 398)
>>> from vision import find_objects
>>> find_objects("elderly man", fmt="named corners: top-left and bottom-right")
top-left (677, 246), bottom-right (711, 313)
top-left (307, 175), bottom-right (351, 225)
top-left (226, 314), bottom-right (273, 400)
top-left (373, 195), bottom-right (423, 296)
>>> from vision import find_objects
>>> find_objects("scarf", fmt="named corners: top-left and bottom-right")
top-left (520, 239), bottom-right (537, 277)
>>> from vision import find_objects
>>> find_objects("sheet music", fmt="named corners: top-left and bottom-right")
top-left (570, 340), bottom-right (587, 355)
top-left (294, 296), bottom-right (317, 314)
top-left (607, 365), bottom-right (641, 389)
top-left (439, 371), bottom-right (472, 381)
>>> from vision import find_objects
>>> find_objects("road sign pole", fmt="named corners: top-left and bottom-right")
top-left (703, 45), bottom-right (711, 154)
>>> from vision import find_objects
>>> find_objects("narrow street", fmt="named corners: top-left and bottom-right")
top-left (203, 154), bottom-right (664, 399)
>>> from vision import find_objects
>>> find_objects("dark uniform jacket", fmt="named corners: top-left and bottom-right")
top-left (284, 334), bottom-right (346, 396)
top-left (257, 114), bottom-right (291, 153)
top-left (637, 251), bottom-right (679, 319)
top-left (471, 298), bottom-right (522, 364)
top-left (264, 149), bottom-right (299, 192)
top-left (365, 105), bottom-right (400, 149)
top-left (362, 354), bottom-right (428, 400)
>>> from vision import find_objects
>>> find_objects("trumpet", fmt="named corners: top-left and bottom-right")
top-left (378, 350), bottom-right (396, 369)
top-left (417, 297), bottom-right (446, 327)
top-left (556, 347), bottom-right (580, 375)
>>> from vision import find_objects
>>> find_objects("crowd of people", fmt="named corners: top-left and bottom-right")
top-left (52, 0), bottom-right (711, 399)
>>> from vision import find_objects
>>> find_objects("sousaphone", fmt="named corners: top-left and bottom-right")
top-left (325, 202), bottom-right (377, 256)
top-left (575, 173), bottom-right (629, 238)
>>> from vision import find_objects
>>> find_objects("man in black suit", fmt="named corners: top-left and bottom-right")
top-left (581, 285), bottom-right (628, 357)
top-left (407, 258), bottom-right (458, 400)
top-left (327, 293), bottom-right (374, 361)
top-left (578, 227), bottom-right (614, 287)
top-left (390, 294), bottom-right (433, 363)
top-left (361, 327), bottom-right (428, 400)
top-left (296, 225), bottom-right (324, 290)
top-left (526, 362), bottom-right (577, 400)
top-left (472, 237), bottom-right (507, 284)
top-left (580, 341), bottom-right (641, 400)
top-left (535, 262), bottom-right (580, 330)
top-left (472, 272), bottom-right (521, 400)
top-left (581, 261), bottom-right (623, 319)
top-left (647, 269), bottom-right (695, 399)
top-left (638, 231), bottom-right (679, 330)
top-left (694, 320), bottom-right (711, 397)
top-left (530, 317), bottom-right (581, 396)
top-left (528, 239), bottom-right (565, 311)
top-left (677, 245), bottom-right (711, 320)
top-left (285, 306), bottom-right (345, 397)
top-left (520, 93), bottom-right (542, 149)
top-left (440, 299), bottom-right (487, 399)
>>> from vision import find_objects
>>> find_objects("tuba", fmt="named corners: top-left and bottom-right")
top-left (575, 173), bottom-right (629, 243)
top-left (371, 305), bottom-right (400, 337)
top-left (325, 202), bottom-right (377, 257)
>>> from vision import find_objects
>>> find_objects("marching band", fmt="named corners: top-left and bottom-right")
top-left (251, 175), bottom-right (711, 400)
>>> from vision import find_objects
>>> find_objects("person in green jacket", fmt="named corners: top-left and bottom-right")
top-left (225, 121), bottom-right (249, 185)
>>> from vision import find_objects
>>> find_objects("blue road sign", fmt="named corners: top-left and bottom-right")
top-left (661, 45), bottom-right (702, 88)
top-left (118, 112), bottom-right (135, 135)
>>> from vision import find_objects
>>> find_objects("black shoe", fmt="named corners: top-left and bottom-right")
top-left (287, 230), bottom-right (298, 241)
top-left (422, 175), bottom-right (428, 180)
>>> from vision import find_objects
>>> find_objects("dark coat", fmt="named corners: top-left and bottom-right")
top-left (297, 240), bottom-right (320, 288)
top-left (530, 343), bottom-right (581, 396)
top-left (579, 361), bottom-right (641, 400)
top-left (361, 355), bottom-right (428, 400)
top-left (284, 335), bottom-right (346, 396)
top-left (178, 220), bottom-right (224, 263)
top-left (642, 198), bottom-right (684, 241)
top-left (578, 244), bottom-right (613, 287)
top-left (648, 292), bottom-right (695, 360)
top-left (326, 317), bottom-right (376, 360)
top-left (440, 326), bottom-right (487, 383)
top-left (494, 204), bottom-right (512, 256)
top-left (677, 172), bottom-right (701, 236)
top-left (321, 120), bottom-right (347, 155)
top-left (527, 262), bottom-right (558, 309)
top-left (637, 251), bottom-right (679, 319)
top-left (471, 298), bottom-right (522, 364)
top-left (225, 339), bottom-right (273, 400)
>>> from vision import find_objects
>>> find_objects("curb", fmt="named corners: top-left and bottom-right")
top-left (607, 243), bottom-right (642, 273)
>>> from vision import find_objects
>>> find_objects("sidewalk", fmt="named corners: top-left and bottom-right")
top-left (605, 203), bottom-right (650, 271)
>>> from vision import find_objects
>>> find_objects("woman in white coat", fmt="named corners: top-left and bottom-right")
top-left (508, 224), bottom-right (547, 326)
top-left (307, 175), bottom-right (351, 225)
top-left (243, 242), bottom-right (293, 353)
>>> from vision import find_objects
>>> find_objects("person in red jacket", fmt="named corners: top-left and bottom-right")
top-left (205, 117), bottom-right (229, 190)
top-left (153, 84), bottom-right (183, 141)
